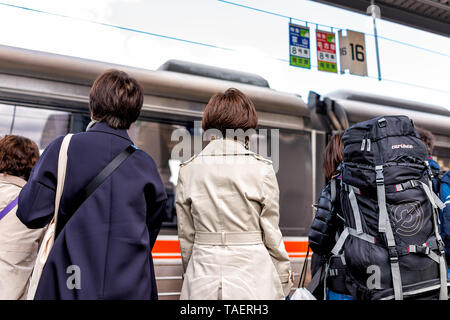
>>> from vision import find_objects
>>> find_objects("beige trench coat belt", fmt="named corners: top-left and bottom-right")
top-left (194, 231), bottom-right (263, 246)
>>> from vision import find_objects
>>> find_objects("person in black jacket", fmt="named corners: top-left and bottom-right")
top-left (308, 131), bottom-right (354, 300)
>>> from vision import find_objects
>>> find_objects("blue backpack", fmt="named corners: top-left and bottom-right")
top-left (439, 171), bottom-right (450, 261)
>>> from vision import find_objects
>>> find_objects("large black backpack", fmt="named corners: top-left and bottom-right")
top-left (332, 115), bottom-right (448, 300)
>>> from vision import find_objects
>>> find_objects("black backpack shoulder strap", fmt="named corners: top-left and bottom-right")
top-left (330, 178), bottom-right (337, 203)
top-left (55, 144), bottom-right (138, 237)
top-left (306, 264), bottom-right (325, 294)
top-left (330, 163), bottom-right (343, 203)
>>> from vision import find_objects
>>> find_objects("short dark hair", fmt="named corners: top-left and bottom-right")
top-left (323, 131), bottom-right (344, 182)
top-left (416, 127), bottom-right (435, 156)
top-left (0, 135), bottom-right (39, 181)
top-left (202, 88), bottom-right (258, 136)
top-left (89, 69), bottom-right (144, 129)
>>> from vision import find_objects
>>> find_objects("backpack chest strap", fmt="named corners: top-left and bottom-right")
top-left (390, 180), bottom-right (419, 192)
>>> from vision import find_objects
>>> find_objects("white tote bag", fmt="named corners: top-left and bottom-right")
top-left (26, 134), bottom-right (73, 300)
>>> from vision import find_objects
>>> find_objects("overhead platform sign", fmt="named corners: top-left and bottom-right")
top-left (316, 30), bottom-right (337, 73)
top-left (289, 23), bottom-right (310, 69)
top-left (338, 30), bottom-right (368, 76)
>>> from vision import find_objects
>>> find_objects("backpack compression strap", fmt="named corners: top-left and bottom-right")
top-left (375, 165), bottom-right (404, 300)
top-left (344, 184), bottom-right (363, 235)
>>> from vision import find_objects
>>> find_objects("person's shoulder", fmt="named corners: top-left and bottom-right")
top-left (180, 154), bottom-right (197, 168)
top-left (428, 158), bottom-right (441, 171)
top-left (0, 176), bottom-right (23, 195)
top-left (249, 152), bottom-right (273, 165)
top-left (130, 149), bottom-right (164, 187)
top-left (48, 134), bottom-right (66, 148)
top-left (133, 148), bottom-right (158, 168)
top-left (38, 134), bottom-right (66, 158)
top-left (320, 182), bottom-right (332, 196)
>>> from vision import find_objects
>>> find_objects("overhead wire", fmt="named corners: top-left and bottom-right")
top-left (218, 0), bottom-right (450, 59)
top-left (0, 1), bottom-right (448, 95)
top-left (0, 2), bottom-right (235, 51)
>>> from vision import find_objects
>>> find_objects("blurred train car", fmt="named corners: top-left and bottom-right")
top-left (0, 44), bottom-right (449, 299)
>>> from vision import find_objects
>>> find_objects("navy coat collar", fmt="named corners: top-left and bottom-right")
top-left (88, 122), bottom-right (132, 143)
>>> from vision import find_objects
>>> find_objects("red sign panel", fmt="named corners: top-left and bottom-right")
top-left (316, 30), bottom-right (337, 73)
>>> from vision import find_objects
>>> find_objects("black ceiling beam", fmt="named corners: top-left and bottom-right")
top-left (311, 0), bottom-right (450, 38)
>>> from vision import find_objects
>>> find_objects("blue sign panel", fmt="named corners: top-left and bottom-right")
top-left (289, 23), bottom-right (311, 69)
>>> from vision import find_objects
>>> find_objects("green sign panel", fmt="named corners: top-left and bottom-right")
top-left (290, 55), bottom-right (311, 69)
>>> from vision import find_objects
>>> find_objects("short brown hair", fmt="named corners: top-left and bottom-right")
top-left (89, 69), bottom-right (144, 129)
top-left (323, 131), bottom-right (344, 182)
top-left (202, 88), bottom-right (258, 136)
top-left (416, 127), bottom-right (435, 156)
top-left (0, 135), bottom-right (39, 181)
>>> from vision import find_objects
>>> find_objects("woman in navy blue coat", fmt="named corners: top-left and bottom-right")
top-left (17, 70), bottom-right (167, 300)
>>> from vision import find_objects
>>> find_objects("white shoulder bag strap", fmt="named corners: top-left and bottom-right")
top-left (27, 134), bottom-right (73, 300)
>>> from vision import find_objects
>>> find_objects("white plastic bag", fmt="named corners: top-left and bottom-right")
top-left (291, 287), bottom-right (317, 300)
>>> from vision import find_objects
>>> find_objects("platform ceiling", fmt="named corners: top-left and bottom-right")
top-left (312, 0), bottom-right (450, 37)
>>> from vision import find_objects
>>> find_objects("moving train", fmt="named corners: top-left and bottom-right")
top-left (0, 44), bottom-right (449, 299)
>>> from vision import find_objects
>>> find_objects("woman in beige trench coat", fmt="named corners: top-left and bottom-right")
top-left (176, 88), bottom-right (293, 300)
top-left (0, 135), bottom-right (42, 300)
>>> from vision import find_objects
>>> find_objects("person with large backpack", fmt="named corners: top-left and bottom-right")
top-left (308, 131), bottom-right (354, 300)
top-left (331, 115), bottom-right (448, 300)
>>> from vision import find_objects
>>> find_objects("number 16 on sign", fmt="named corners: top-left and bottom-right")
top-left (338, 30), bottom-right (368, 76)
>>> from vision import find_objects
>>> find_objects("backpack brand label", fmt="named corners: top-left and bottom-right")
top-left (391, 144), bottom-right (413, 150)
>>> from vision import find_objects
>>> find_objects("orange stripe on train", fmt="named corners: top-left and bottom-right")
top-left (152, 240), bottom-right (181, 254)
top-left (152, 239), bottom-right (309, 257)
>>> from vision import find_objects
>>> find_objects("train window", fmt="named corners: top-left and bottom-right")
top-left (129, 120), bottom-right (203, 233)
top-left (276, 129), bottom-right (313, 237)
top-left (315, 132), bottom-right (327, 203)
top-left (128, 120), bottom-right (315, 236)
top-left (0, 104), bottom-right (71, 151)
